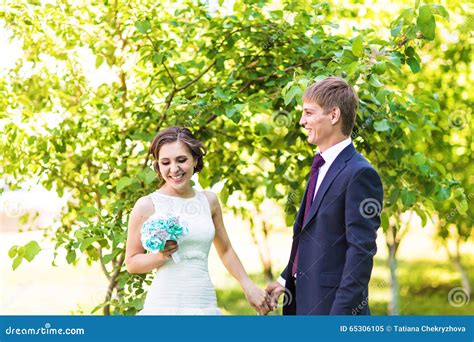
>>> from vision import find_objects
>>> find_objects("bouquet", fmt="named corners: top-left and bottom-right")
top-left (141, 215), bottom-right (189, 263)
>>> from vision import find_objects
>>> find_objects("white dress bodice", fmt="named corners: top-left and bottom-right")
top-left (138, 189), bottom-right (221, 315)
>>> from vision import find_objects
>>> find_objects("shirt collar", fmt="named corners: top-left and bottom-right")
top-left (319, 137), bottom-right (352, 166)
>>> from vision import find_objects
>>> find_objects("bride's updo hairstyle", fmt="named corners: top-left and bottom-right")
top-left (149, 126), bottom-right (207, 176)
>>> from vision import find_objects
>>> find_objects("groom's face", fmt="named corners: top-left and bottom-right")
top-left (300, 101), bottom-right (333, 146)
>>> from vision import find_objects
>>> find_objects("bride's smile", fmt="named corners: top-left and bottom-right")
top-left (157, 140), bottom-right (197, 195)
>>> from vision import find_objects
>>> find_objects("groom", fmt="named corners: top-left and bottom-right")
top-left (266, 76), bottom-right (383, 315)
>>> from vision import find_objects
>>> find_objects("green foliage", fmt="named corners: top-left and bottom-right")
top-left (8, 241), bottom-right (41, 270)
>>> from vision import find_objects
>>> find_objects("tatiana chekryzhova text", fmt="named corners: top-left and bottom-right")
top-left (393, 325), bottom-right (466, 333)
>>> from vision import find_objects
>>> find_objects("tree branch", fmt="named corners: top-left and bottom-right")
top-left (103, 251), bottom-right (125, 315)
top-left (177, 60), bottom-right (217, 92)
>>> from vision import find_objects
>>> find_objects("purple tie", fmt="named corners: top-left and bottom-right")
top-left (292, 153), bottom-right (325, 277)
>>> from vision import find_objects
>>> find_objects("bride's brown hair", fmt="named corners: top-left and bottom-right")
top-left (149, 127), bottom-right (207, 175)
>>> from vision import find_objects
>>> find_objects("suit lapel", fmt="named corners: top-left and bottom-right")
top-left (302, 143), bottom-right (356, 230)
top-left (293, 178), bottom-right (309, 235)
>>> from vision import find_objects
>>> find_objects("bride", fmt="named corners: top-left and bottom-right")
top-left (125, 126), bottom-right (271, 315)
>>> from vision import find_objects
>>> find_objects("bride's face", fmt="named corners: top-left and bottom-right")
top-left (158, 141), bottom-right (197, 191)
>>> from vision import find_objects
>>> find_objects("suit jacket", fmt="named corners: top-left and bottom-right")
top-left (281, 143), bottom-right (383, 315)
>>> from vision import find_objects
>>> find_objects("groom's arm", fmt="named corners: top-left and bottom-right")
top-left (330, 166), bottom-right (383, 315)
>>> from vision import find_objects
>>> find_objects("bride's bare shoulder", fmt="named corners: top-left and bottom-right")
top-left (131, 195), bottom-right (154, 218)
top-left (202, 191), bottom-right (219, 214)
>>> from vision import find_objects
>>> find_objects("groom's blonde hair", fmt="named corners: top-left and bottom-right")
top-left (303, 76), bottom-right (358, 136)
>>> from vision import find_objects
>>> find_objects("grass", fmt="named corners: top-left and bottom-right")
top-left (215, 256), bottom-right (474, 315)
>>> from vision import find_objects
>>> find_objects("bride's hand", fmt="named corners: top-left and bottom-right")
top-left (243, 282), bottom-right (272, 315)
top-left (158, 240), bottom-right (178, 261)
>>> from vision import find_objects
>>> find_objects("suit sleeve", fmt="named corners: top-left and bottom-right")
top-left (330, 166), bottom-right (383, 315)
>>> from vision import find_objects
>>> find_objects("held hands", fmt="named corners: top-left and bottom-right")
top-left (265, 281), bottom-right (285, 310)
top-left (243, 282), bottom-right (273, 315)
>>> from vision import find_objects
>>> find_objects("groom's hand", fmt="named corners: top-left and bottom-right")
top-left (265, 282), bottom-right (285, 309)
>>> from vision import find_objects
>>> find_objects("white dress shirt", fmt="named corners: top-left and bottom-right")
top-left (278, 138), bottom-right (352, 287)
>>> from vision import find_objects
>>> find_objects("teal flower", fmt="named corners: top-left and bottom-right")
top-left (141, 215), bottom-right (188, 253)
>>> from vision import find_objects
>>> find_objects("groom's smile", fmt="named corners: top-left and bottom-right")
top-left (300, 101), bottom-right (329, 146)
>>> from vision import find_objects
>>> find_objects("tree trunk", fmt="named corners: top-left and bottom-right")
top-left (103, 252), bottom-right (125, 315)
top-left (261, 222), bottom-right (273, 282)
top-left (386, 224), bottom-right (400, 315)
top-left (248, 217), bottom-right (273, 282)
top-left (445, 237), bottom-right (472, 295)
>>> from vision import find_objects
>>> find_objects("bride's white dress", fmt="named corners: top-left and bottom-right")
top-left (138, 189), bottom-right (221, 315)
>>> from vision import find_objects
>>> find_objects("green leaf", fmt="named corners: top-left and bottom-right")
top-left (415, 208), bottom-right (428, 227)
top-left (401, 189), bottom-right (416, 207)
top-left (387, 53), bottom-right (402, 68)
top-left (405, 46), bottom-right (415, 57)
top-left (81, 206), bottom-right (97, 215)
top-left (381, 212), bottom-right (389, 232)
top-left (430, 5), bottom-right (449, 20)
top-left (391, 21), bottom-right (403, 37)
top-left (225, 106), bottom-right (237, 118)
top-left (406, 57), bottom-right (421, 73)
top-left (414, 152), bottom-right (426, 166)
top-left (8, 246), bottom-right (18, 258)
top-left (369, 74), bottom-right (384, 87)
top-left (284, 86), bottom-right (302, 106)
top-left (152, 52), bottom-right (163, 65)
top-left (116, 177), bottom-right (133, 192)
top-left (66, 250), bottom-right (76, 264)
top-left (435, 187), bottom-right (450, 201)
top-left (95, 55), bottom-right (104, 68)
top-left (351, 36), bottom-right (363, 57)
top-left (135, 20), bottom-right (151, 34)
top-left (91, 302), bottom-right (107, 314)
top-left (401, 8), bottom-right (415, 23)
top-left (417, 6), bottom-right (436, 40)
top-left (80, 237), bottom-right (97, 252)
top-left (374, 119), bottom-right (390, 132)
top-left (12, 255), bottom-right (22, 270)
top-left (419, 164), bottom-right (430, 175)
top-left (230, 113), bottom-right (241, 124)
top-left (23, 241), bottom-right (41, 262)
top-left (102, 254), bottom-right (113, 264)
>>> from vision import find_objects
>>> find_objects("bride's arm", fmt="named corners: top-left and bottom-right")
top-left (204, 191), bottom-right (271, 314)
top-left (125, 196), bottom-right (177, 274)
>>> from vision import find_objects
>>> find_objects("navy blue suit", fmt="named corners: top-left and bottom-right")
top-left (281, 143), bottom-right (383, 315)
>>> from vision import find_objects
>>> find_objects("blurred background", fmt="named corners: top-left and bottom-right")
top-left (1, 0), bottom-right (472, 315)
